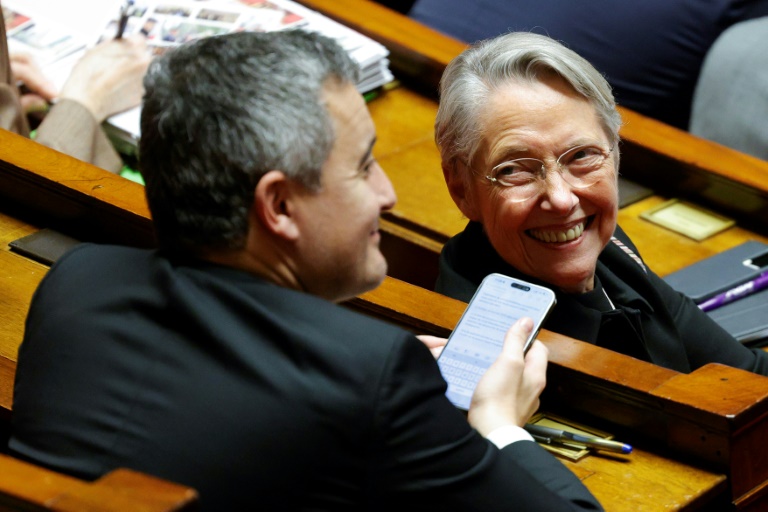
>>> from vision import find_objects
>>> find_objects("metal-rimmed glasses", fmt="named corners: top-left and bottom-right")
top-left (485, 143), bottom-right (615, 202)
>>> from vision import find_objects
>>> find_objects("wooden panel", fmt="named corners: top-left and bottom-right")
top-left (561, 450), bottom-right (726, 512)
top-left (0, 251), bottom-right (45, 361)
top-left (0, 130), bottom-right (153, 248)
top-left (4, 6), bottom-right (768, 503)
top-left (0, 356), bottom-right (13, 426)
top-left (0, 454), bottom-right (198, 512)
top-left (0, 135), bottom-right (740, 510)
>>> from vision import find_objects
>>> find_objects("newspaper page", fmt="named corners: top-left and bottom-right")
top-left (2, 0), bottom-right (393, 151)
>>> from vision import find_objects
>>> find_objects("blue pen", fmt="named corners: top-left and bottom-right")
top-left (698, 270), bottom-right (768, 312)
top-left (524, 423), bottom-right (633, 454)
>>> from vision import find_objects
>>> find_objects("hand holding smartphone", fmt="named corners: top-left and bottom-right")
top-left (437, 273), bottom-right (556, 410)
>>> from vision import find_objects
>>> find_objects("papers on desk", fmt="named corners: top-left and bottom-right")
top-left (3, 0), bottom-right (394, 152)
top-left (3, 1), bottom-right (90, 67)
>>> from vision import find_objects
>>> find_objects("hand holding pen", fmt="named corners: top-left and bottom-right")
top-left (524, 423), bottom-right (633, 454)
top-left (115, 0), bottom-right (134, 40)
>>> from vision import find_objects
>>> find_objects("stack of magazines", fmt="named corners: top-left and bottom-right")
top-left (4, 0), bottom-right (394, 151)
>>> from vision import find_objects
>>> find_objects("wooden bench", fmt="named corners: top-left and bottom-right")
top-left (4, 13), bottom-right (768, 505)
top-left (3, 130), bottom-right (768, 510)
top-left (0, 453), bottom-right (198, 512)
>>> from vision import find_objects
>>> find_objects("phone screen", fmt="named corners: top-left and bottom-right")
top-left (437, 273), bottom-right (556, 410)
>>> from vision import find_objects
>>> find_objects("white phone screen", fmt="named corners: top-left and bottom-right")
top-left (437, 273), bottom-right (556, 410)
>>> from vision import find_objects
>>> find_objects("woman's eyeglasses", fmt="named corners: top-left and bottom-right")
top-left (485, 143), bottom-right (615, 202)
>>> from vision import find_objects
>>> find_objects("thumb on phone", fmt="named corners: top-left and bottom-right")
top-left (468, 317), bottom-right (548, 436)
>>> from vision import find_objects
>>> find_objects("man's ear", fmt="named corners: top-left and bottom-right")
top-left (253, 170), bottom-right (301, 241)
top-left (443, 160), bottom-right (480, 221)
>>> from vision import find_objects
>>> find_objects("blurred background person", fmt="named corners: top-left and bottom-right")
top-left (690, 16), bottom-right (768, 161)
top-left (1, 2), bottom-right (149, 173)
top-left (409, 0), bottom-right (768, 131)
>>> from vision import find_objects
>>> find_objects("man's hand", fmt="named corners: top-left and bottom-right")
top-left (59, 35), bottom-right (150, 122)
top-left (416, 335), bottom-right (447, 359)
top-left (10, 52), bottom-right (58, 113)
top-left (467, 317), bottom-right (548, 436)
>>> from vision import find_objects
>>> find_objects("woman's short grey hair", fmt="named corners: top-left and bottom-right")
top-left (435, 32), bottom-right (622, 172)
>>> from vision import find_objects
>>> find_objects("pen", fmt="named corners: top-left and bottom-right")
top-left (115, 0), bottom-right (133, 40)
top-left (698, 270), bottom-right (768, 312)
top-left (524, 423), bottom-right (633, 454)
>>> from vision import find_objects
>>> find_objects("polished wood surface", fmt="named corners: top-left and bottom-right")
top-left (0, 453), bottom-right (198, 512)
top-left (0, 130), bottom-right (152, 249)
top-left (0, 131), bottom-right (743, 511)
top-left (0, 207), bottom-right (729, 512)
top-left (3, 5), bottom-right (768, 506)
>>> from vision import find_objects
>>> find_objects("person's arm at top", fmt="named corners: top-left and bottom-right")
top-left (27, 35), bottom-right (150, 173)
top-left (55, 35), bottom-right (150, 123)
top-left (8, 52), bottom-right (57, 114)
top-left (1, 10), bottom-right (31, 135)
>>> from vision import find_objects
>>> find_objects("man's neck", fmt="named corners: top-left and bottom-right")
top-left (200, 246), bottom-right (303, 294)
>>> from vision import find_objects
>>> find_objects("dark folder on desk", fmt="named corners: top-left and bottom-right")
top-left (8, 229), bottom-right (80, 266)
top-left (663, 240), bottom-right (768, 345)
top-left (707, 292), bottom-right (768, 345)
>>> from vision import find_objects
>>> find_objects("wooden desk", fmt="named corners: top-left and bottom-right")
top-left (4, 131), bottom-right (768, 510)
top-left (0, 191), bottom-right (727, 512)
top-left (353, 279), bottom-right (768, 511)
top-left (3, 8), bottom-right (768, 505)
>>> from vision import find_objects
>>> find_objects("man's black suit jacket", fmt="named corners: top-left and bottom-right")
top-left (10, 244), bottom-right (601, 511)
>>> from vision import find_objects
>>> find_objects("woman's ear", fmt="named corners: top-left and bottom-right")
top-left (443, 160), bottom-right (480, 221)
top-left (253, 170), bottom-right (301, 240)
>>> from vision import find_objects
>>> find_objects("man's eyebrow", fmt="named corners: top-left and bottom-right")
top-left (358, 137), bottom-right (377, 168)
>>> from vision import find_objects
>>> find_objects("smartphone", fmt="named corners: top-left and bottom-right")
top-left (437, 273), bottom-right (557, 410)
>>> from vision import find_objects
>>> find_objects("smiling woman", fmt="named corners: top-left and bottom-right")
top-left (434, 32), bottom-right (768, 376)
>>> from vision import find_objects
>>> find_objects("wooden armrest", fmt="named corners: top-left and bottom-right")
top-left (0, 453), bottom-right (198, 512)
top-left (0, 129), bottom-right (153, 248)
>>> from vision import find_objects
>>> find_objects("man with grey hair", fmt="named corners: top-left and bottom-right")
top-left (10, 31), bottom-right (603, 511)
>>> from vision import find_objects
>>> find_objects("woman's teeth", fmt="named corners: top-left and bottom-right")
top-left (529, 222), bottom-right (584, 243)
